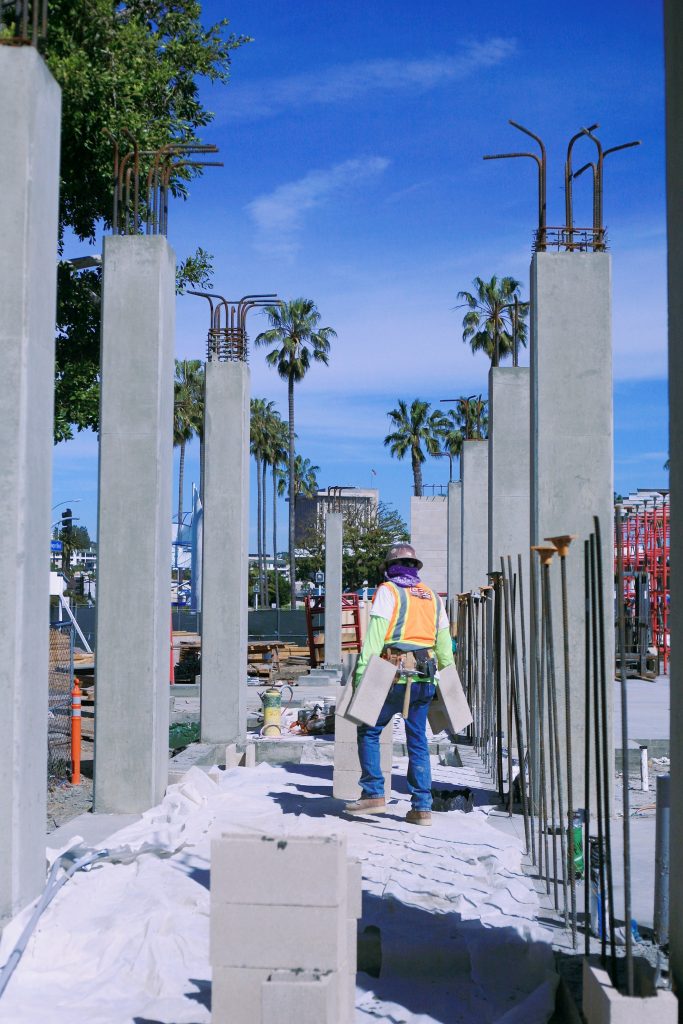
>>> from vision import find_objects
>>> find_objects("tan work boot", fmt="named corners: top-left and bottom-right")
top-left (406, 809), bottom-right (432, 826)
top-left (345, 797), bottom-right (387, 816)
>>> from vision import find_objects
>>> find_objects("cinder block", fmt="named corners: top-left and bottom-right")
top-left (427, 697), bottom-right (450, 735)
top-left (334, 712), bottom-right (358, 743)
top-left (332, 769), bottom-right (392, 802)
top-left (582, 959), bottom-right (678, 1023)
top-left (347, 859), bottom-right (362, 920)
top-left (336, 681), bottom-right (354, 718)
top-left (347, 920), bottom-right (357, 973)
top-left (261, 969), bottom-right (337, 1024)
top-left (211, 966), bottom-right (271, 1024)
top-left (334, 741), bottom-right (393, 773)
top-left (346, 656), bottom-right (397, 726)
top-left (211, 903), bottom-right (346, 970)
top-left (211, 834), bottom-right (346, 907)
top-left (341, 968), bottom-right (356, 1024)
top-left (225, 743), bottom-right (245, 768)
top-left (435, 664), bottom-right (472, 733)
top-left (244, 743), bottom-right (256, 767)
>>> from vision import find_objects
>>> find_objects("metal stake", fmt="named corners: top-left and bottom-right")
top-left (615, 505), bottom-right (634, 993)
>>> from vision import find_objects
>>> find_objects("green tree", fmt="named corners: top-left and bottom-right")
top-left (384, 399), bottom-right (444, 497)
top-left (293, 455), bottom-right (320, 498)
top-left (266, 413), bottom-right (289, 609)
top-left (433, 409), bottom-right (464, 482)
top-left (11, 0), bottom-right (250, 441)
top-left (453, 395), bottom-right (488, 440)
top-left (174, 359), bottom-right (204, 566)
top-left (298, 502), bottom-right (409, 590)
top-left (255, 299), bottom-right (336, 604)
top-left (456, 275), bottom-right (529, 367)
top-left (250, 398), bottom-right (276, 607)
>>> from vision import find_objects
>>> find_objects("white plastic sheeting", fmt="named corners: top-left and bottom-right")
top-left (0, 759), bottom-right (558, 1023)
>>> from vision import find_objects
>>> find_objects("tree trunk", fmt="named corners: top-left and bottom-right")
top-left (273, 464), bottom-right (280, 609)
top-left (262, 460), bottom-right (268, 606)
top-left (412, 449), bottom-right (423, 497)
top-left (176, 440), bottom-right (185, 569)
top-left (288, 374), bottom-right (296, 608)
top-left (255, 454), bottom-right (263, 609)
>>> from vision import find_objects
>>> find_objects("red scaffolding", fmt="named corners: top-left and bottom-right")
top-left (615, 490), bottom-right (670, 674)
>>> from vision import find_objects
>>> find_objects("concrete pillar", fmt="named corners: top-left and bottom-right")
top-left (460, 440), bottom-right (489, 592)
top-left (94, 235), bottom-right (175, 813)
top-left (324, 512), bottom-right (343, 669)
top-left (488, 367), bottom-right (530, 576)
top-left (530, 251), bottom-right (613, 801)
top-left (665, 0), bottom-right (683, 994)
top-left (200, 359), bottom-right (249, 743)
top-left (446, 481), bottom-right (462, 615)
top-left (0, 48), bottom-right (61, 922)
top-left (410, 494), bottom-right (447, 593)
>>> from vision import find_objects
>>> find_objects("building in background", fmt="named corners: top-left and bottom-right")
top-left (295, 487), bottom-right (379, 545)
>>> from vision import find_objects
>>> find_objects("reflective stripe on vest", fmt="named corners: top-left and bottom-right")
top-left (382, 581), bottom-right (441, 648)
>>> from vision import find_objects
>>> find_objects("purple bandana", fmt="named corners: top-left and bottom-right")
top-left (384, 564), bottom-right (421, 588)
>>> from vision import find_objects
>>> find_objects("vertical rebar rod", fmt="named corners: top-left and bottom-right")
top-left (537, 559), bottom-right (551, 893)
top-left (541, 564), bottom-right (559, 910)
top-left (584, 540), bottom-right (592, 955)
top-left (493, 576), bottom-right (504, 801)
top-left (518, 553), bottom-right (535, 864)
top-left (594, 515), bottom-right (618, 981)
top-left (544, 562), bottom-right (569, 925)
top-left (589, 533), bottom-right (607, 962)
top-left (616, 505), bottom-right (634, 994)
top-left (653, 773), bottom-right (670, 947)
top-left (504, 557), bottom-right (531, 853)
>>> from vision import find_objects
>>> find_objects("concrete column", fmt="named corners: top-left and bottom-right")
top-left (665, 0), bottom-right (683, 994)
top-left (410, 494), bottom-right (447, 593)
top-left (0, 48), bottom-right (61, 922)
top-left (324, 512), bottom-right (343, 669)
top-left (447, 481), bottom-right (462, 615)
top-left (530, 251), bottom-right (613, 801)
top-left (94, 235), bottom-right (175, 813)
top-left (200, 359), bottom-right (249, 743)
top-left (460, 440), bottom-right (489, 592)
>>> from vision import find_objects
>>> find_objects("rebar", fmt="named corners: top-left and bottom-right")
top-left (543, 555), bottom-right (569, 925)
top-left (189, 292), bottom-right (279, 365)
top-left (615, 506), bottom-right (634, 993)
top-left (584, 540), bottom-right (592, 955)
top-left (589, 533), bottom-right (607, 962)
top-left (0, 0), bottom-right (47, 45)
top-left (518, 553), bottom-right (535, 864)
top-left (503, 557), bottom-right (531, 853)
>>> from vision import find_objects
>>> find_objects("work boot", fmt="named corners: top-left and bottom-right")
top-left (406, 809), bottom-right (432, 826)
top-left (345, 797), bottom-right (387, 816)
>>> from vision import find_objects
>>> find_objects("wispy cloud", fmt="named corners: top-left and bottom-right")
top-left (247, 157), bottom-right (390, 258)
top-left (222, 39), bottom-right (516, 122)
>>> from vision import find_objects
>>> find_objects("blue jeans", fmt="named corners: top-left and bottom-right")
top-left (357, 681), bottom-right (436, 811)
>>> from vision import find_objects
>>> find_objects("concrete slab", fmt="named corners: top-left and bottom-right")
top-left (46, 813), bottom-right (141, 851)
top-left (211, 903), bottom-right (347, 970)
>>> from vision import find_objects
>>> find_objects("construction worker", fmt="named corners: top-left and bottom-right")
top-left (346, 543), bottom-right (454, 826)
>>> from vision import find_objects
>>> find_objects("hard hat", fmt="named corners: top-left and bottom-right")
top-left (383, 543), bottom-right (423, 571)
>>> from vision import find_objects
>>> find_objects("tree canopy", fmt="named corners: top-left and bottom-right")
top-left (25, 0), bottom-right (250, 440)
top-left (384, 399), bottom-right (444, 497)
top-left (456, 275), bottom-right (529, 366)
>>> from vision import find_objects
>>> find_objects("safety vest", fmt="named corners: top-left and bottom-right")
top-left (380, 581), bottom-right (441, 649)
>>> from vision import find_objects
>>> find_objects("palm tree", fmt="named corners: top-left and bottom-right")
top-left (267, 415), bottom-right (289, 609)
top-left (433, 409), bottom-right (464, 481)
top-left (293, 454), bottom-right (320, 498)
top-left (250, 397), bottom-right (276, 608)
top-left (174, 359), bottom-right (204, 567)
top-left (456, 276), bottom-right (529, 367)
top-left (255, 299), bottom-right (337, 605)
top-left (384, 399), bottom-right (444, 497)
top-left (453, 395), bottom-right (488, 440)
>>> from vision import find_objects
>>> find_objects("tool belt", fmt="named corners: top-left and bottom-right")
top-left (384, 647), bottom-right (437, 682)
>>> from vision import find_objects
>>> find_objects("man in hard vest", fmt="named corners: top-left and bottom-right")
top-left (346, 543), bottom-right (454, 826)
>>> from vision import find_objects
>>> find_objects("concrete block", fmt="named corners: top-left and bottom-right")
top-left (460, 439), bottom-right (489, 591)
top-left (0, 47), bottom-right (61, 922)
top-left (347, 921), bottom-right (357, 974)
top-left (427, 698), bottom-right (450, 736)
top-left (346, 656), bottom-right (397, 726)
top-left (261, 969), bottom-right (337, 1024)
top-left (225, 743), bottom-right (243, 768)
top-left (433, 665), bottom-right (472, 734)
top-left (211, 833), bottom-right (346, 907)
top-left (347, 859), bottom-right (362, 920)
top-left (334, 713), bottom-right (358, 743)
top-left (244, 743), bottom-right (256, 767)
top-left (211, 966), bottom-right (271, 1024)
top-left (334, 741), bottom-right (392, 772)
top-left (447, 481), bottom-right (462, 609)
top-left (94, 234), bottom-right (175, 814)
top-left (211, 903), bottom-right (346, 970)
top-left (582, 960), bottom-right (677, 1024)
top-left (410, 494), bottom-right (447, 593)
top-left (335, 682), bottom-right (354, 719)
top-left (333, 769), bottom-right (392, 801)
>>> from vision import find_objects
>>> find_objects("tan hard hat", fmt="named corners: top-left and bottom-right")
top-left (383, 543), bottom-right (423, 571)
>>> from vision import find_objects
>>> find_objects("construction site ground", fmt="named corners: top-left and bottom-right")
top-left (35, 673), bottom-right (670, 1021)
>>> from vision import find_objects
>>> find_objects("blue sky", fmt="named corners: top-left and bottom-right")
top-left (54, 0), bottom-right (668, 547)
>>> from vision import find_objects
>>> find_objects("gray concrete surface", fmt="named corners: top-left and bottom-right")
top-left (410, 494), bottom-right (447, 594)
top-left (324, 512), bottom-right (343, 668)
top-left (488, 366), bottom-right (530, 578)
top-left (94, 236), bottom-right (175, 814)
top-left (46, 813), bottom-right (141, 851)
top-left (0, 48), bottom-right (61, 924)
top-left (200, 359), bottom-right (249, 744)
top-left (665, 0), bottom-right (683, 992)
top-left (460, 439), bottom-right (489, 592)
top-left (447, 481), bottom-right (462, 613)
top-left (530, 251), bottom-right (614, 806)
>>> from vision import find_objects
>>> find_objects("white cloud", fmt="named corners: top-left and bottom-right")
top-left (222, 39), bottom-right (516, 122)
top-left (247, 157), bottom-right (390, 258)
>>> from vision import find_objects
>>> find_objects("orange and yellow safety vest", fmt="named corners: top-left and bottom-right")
top-left (377, 581), bottom-right (442, 650)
